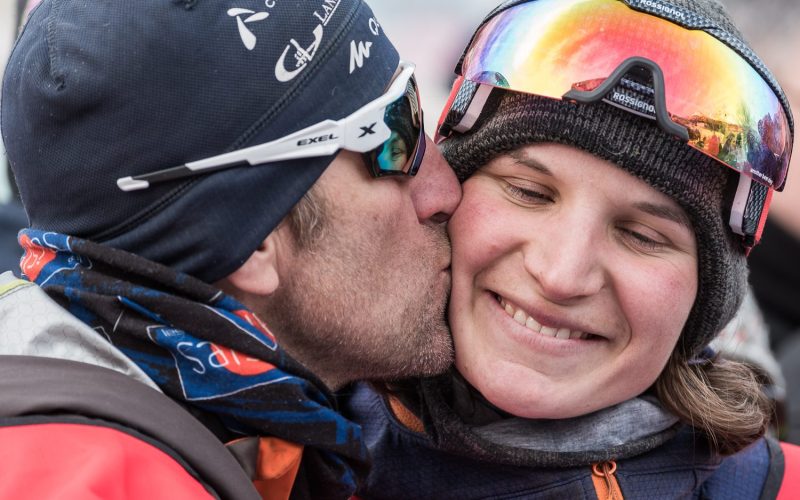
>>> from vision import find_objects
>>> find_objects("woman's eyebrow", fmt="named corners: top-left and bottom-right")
top-left (509, 151), bottom-right (554, 176)
top-left (634, 201), bottom-right (691, 229)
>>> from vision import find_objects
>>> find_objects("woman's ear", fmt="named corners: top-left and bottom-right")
top-left (224, 232), bottom-right (281, 297)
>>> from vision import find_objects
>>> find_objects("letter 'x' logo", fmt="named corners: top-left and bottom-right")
top-left (359, 123), bottom-right (377, 137)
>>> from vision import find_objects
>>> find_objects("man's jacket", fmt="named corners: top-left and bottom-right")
top-left (0, 272), bottom-right (291, 499)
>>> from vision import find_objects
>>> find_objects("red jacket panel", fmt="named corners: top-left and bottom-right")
top-left (778, 442), bottom-right (800, 500)
top-left (0, 422), bottom-right (215, 500)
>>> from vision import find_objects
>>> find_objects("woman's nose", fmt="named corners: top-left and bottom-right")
top-left (523, 214), bottom-right (606, 304)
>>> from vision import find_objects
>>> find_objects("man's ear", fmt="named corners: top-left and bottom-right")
top-left (224, 232), bottom-right (282, 297)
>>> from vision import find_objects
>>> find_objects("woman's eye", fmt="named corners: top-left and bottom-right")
top-left (619, 227), bottom-right (667, 252)
top-left (504, 183), bottom-right (552, 204)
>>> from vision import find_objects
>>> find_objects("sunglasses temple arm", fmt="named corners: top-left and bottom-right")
top-left (117, 120), bottom-right (346, 191)
top-left (117, 162), bottom-right (247, 191)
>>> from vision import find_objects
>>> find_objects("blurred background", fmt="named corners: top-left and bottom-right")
top-left (368, 0), bottom-right (494, 132)
top-left (1, 0), bottom-right (799, 442)
top-left (1, 0), bottom-right (18, 204)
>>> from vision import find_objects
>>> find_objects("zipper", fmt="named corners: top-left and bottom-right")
top-left (591, 461), bottom-right (624, 500)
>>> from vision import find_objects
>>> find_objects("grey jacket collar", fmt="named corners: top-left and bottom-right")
top-left (419, 370), bottom-right (680, 468)
top-left (0, 271), bottom-right (158, 390)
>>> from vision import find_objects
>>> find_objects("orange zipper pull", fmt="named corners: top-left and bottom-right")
top-left (591, 461), bottom-right (624, 500)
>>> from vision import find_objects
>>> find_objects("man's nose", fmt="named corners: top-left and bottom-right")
top-left (408, 136), bottom-right (462, 224)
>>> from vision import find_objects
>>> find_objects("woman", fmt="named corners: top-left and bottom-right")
top-left (345, 0), bottom-right (800, 497)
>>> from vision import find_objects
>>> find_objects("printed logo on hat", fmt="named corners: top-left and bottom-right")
top-left (349, 18), bottom-right (382, 75)
top-left (369, 17), bottom-right (381, 36)
top-left (276, 25), bottom-right (324, 82)
top-left (228, 1), bottom-right (277, 51)
top-left (312, 0), bottom-right (341, 24)
top-left (349, 40), bottom-right (372, 73)
top-left (274, 0), bottom-right (342, 82)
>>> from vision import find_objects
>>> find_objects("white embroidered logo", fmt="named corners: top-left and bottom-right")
top-left (228, 8), bottom-right (270, 51)
top-left (313, 0), bottom-right (341, 26)
top-left (368, 17), bottom-right (381, 36)
top-left (349, 40), bottom-right (372, 74)
top-left (275, 24), bottom-right (324, 82)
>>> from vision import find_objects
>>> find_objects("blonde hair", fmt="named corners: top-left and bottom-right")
top-left (655, 351), bottom-right (772, 455)
top-left (286, 185), bottom-right (328, 249)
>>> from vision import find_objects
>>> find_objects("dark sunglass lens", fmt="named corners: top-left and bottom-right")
top-left (367, 76), bottom-right (424, 177)
top-left (374, 130), bottom-right (411, 172)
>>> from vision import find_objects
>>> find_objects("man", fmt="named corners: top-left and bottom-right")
top-left (0, 0), bottom-right (460, 498)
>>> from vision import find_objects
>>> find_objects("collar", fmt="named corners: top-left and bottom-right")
top-left (407, 370), bottom-right (681, 468)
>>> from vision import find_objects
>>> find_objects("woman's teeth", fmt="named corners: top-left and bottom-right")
top-left (499, 296), bottom-right (589, 340)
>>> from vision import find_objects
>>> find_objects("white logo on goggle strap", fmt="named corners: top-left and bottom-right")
top-left (228, 3), bottom-right (275, 51)
top-left (610, 91), bottom-right (655, 114)
top-left (638, 0), bottom-right (686, 20)
top-left (349, 40), bottom-right (372, 74)
top-left (275, 24), bottom-right (324, 82)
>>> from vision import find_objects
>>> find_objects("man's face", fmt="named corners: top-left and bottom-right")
top-left (261, 138), bottom-right (462, 389)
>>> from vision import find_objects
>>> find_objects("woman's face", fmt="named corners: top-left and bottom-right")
top-left (448, 143), bottom-right (698, 419)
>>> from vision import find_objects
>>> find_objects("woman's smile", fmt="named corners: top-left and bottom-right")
top-left (496, 293), bottom-right (597, 341)
top-left (448, 143), bottom-right (698, 419)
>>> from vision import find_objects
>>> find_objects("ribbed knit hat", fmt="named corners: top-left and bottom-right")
top-left (2, 0), bottom-right (398, 283)
top-left (440, 0), bottom-right (788, 357)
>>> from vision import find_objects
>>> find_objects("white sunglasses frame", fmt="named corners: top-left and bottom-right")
top-left (117, 61), bottom-right (418, 192)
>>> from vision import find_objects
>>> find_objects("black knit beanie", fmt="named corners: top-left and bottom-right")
top-left (439, 0), bottom-right (783, 358)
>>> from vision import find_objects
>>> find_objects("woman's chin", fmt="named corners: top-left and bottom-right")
top-left (458, 361), bottom-right (610, 420)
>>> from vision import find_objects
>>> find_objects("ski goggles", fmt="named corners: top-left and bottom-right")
top-left (437, 0), bottom-right (792, 191)
top-left (118, 60), bottom-right (425, 191)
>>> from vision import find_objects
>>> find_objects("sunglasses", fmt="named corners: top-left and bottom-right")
top-left (437, 0), bottom-right (792, 192)
top-left (117, 60), bottom-right (425, 192)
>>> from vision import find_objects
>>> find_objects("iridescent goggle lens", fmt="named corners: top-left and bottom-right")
top-left (458, 0), bottom-right (792, 190)
top-left (365, 75), bottom-right (426, 177)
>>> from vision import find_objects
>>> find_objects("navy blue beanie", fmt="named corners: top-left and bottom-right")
top-left (2, 0), bottom-right (399, 283)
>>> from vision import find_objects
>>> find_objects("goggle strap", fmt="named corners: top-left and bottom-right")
top-left (729, 174), bottom-right (751, 237)
top-left (437, 78), bottom-right (494, 142)
top-left (454, 83), bottom-right (494, 134)
top-left (754, 189), bottom-right (774, 248)
top-left (742, 182), bottom-right (770, 247)
top-left (730, 174), bottom-right (771, 251)
top-left (437, 77), bottom-right (476, 139)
